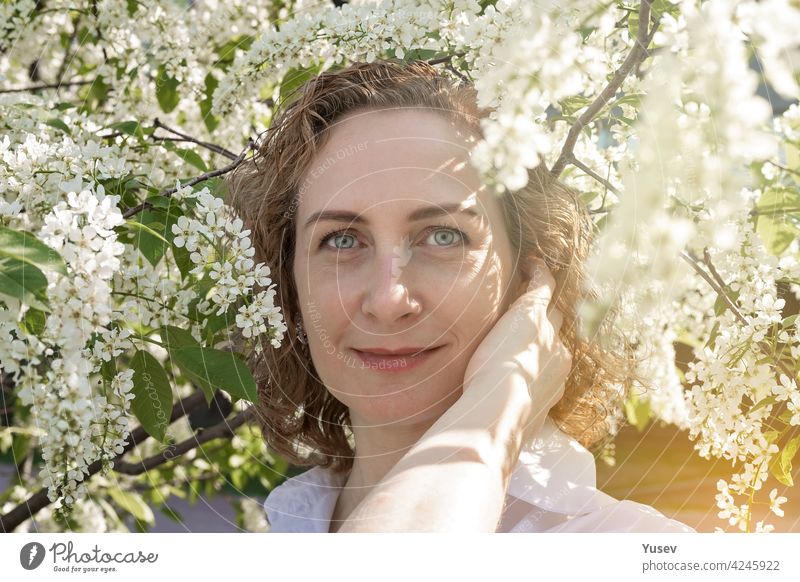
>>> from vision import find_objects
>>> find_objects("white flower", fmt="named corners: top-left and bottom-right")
top-left (773, 374), bottom-right (796, 402)
top-left (171, 215), bottom-right (199, 251)
top-left (768, 488), bottom-right (787, 518)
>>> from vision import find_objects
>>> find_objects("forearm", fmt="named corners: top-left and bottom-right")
top-left (338, 369), bottom-right (532, 532)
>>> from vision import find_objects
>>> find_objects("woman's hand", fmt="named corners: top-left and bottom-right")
top-left (461, 257), bottom-right (572, 448)
top-left (336, 258), bottom-right (573, 532)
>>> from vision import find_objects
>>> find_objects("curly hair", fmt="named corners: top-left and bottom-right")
top-left (226, 58), bottom-right (639, 476)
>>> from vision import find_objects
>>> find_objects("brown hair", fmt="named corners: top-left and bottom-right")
top-left (227, 58), bottom-right (639, 475)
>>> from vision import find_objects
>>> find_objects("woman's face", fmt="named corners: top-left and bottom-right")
top-left (293, 107), bottom-right (527, 428)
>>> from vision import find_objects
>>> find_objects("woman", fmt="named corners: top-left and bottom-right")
top-left (228, 59), bottom-right (695, 533)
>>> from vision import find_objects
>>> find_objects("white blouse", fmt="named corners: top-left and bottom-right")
top-left (263, 416), bottom-right (697, 533)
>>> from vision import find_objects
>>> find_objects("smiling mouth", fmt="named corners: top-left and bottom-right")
top-left (353, 346), bottom-right (443, 357)
top-left (350, 345), bottom-right (445, 372)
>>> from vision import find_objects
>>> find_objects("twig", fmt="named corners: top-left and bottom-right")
top-left (0, 79), bottom-right (93, 94)
top-left (444, 62), bottom-right (469, 85)
top-left (769, 162), bottom-right (800, 178)
top-left (701, 248), bottom-right (730, 295)
top-left (568, 156), bottom-right (620, 196)
top-left (0, 390), bottom-right (207, 532)
top-left (550, 0), bottom-right (656, 178)
top-left (680, 249), bottom-right (794, 381)
top-left (152, 118), bottom-right (237, 160)
top-left (54, 17), bottom-right (81, 88)
top-left (426, 51), bottom-right (466, 66)
top-left (112, 406), bottom-right (255, 474)
top-left (121, 140), bottom-right (255, 219)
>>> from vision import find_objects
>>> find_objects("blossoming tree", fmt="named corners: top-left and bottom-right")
top-left (1, 0), bottom-right (799, 533)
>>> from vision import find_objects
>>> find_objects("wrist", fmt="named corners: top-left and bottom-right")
top-left (435, 370), bottom-right (534, 476)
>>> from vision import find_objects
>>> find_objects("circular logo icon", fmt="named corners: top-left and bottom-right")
top-left (20, 542), bottom-right (46, 570)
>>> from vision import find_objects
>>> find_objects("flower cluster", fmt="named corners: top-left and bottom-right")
top-left (1, 94), bottom-right (286, 521)
top-left (170, 184), bottom-right (287, 348)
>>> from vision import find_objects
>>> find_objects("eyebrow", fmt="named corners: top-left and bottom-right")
top-left (303, 203), bottom-right (481, 231)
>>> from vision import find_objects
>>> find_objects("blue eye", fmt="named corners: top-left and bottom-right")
top-left (426, 227), bottom-right (466, 247)
top-left (317, 223), bottom-right (470, 251)
top-left (321, 231), bottom-right (358, 250)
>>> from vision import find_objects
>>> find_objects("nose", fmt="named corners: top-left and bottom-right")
top-left (360, 239), bottom-right (422, 322)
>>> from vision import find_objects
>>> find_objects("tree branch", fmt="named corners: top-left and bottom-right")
top-left (113, 406), bottom-right (255, 475)
top-left (426, 51), bottom-right (466, 66)
top-left (152, 118), bottom-right (238, 160)
top-left (0, 390), bottom-right (208, 532)
top-left (680, 248), bottom-right (795, 380)
top-left (550, 0), bottom-right (657, 178)
top-left (54, 16), bottom-right (81, 88)
top-left (568, 155), bottom-right (620, 196)
top-left (121, 139), bottom-right (255, 219)
top-left (0, 79), bottom-right (93, 94)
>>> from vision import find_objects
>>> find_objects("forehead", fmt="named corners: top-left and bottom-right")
top-left (296, 108), bottom-right (493, 216)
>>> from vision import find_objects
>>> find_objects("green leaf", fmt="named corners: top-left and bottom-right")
top-left (0, 257), bottom-right (50, 312)
top-left (129, 350), bottom-right (173, 442)
top-left (782, 314), bottom-right (799, 329)
top-left (120, 219), bottom-right (168, 268)
top-left (161, 141), bottom-right (208, 172)
top-left (125, 219), bottom-right (170, 245)
top-left (20, 307), bottom-right (47, 336)
top-left (0, 226), bottom-right (67, 275)
top-left (279, 64), bottom-right (322, 107)
top-left (156, 64), bottom-right (180, 114)
top-left (755, 187), bottom-right (800, 256)
top-left (11, 434), bottom-right (31, 468)
top-left (771, 435), bottom-right (800, 487)
top-left (559, 95), bottom-right (593, 116)
top-left (203, 176), bottom-right (229, 201)
top-left (108, 120), bottom-right (146, 140)
top-left (200, 72), bottom-right (220, 133)
top-left (108, 486), bottom-right (155, 524)
top-left (204, 303), bottom-right (237, 339)
top-left (627, 10), bottom-right (640, 41)
top-left (749, 395), bottom-right (777, 415)
top-left (713, 287), bottom-right (740, 316)
top-left (160, 325), bottom-right (212, 403)
top-left (143, 195), bottom-right (174, 209)
top-left (171, 242), bottom-right (194, 280)
top-left (160, 325), bottom-right (200, 350)
top-left (756, 215), bottom-right (796, 256)
top-left (781, 435), bottom-right (800, 481)
top-left (624, 389), bottom-right (651, 432)
top-left (120, 207), bottom-right (183, 267)
top-left (45, 118), bottom-right (71, 134)
top-left (100, 357), bottom-right (118, 385)
top-left (705, 320), bottom-right (720, 349)
top-left (159, 505), bottom-right (184, 524)
top-left (126, 0), bottom-right (140, 18)
top-left (170, 347), bottom-right (257, 404)
top-left (214, 35), bottom-right (255, 66)
top-left (84, 75), bottom-right (110, 112)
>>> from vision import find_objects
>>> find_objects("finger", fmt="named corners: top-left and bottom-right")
top-left (548, 306), bottom-right (564, 333)
top-left (518, 260), bottom-right (555, 309)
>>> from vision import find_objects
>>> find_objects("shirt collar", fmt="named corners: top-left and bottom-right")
top-left (264, 416), bottom-right (615, 532)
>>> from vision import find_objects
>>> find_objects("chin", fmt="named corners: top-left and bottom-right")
top-left (344, 382), bottom-right (463, 428)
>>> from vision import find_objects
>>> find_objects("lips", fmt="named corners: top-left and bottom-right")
top-left (351, 345), bottom-right (445, 373)
top-left (353, 346), bottom-right (441, 357)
